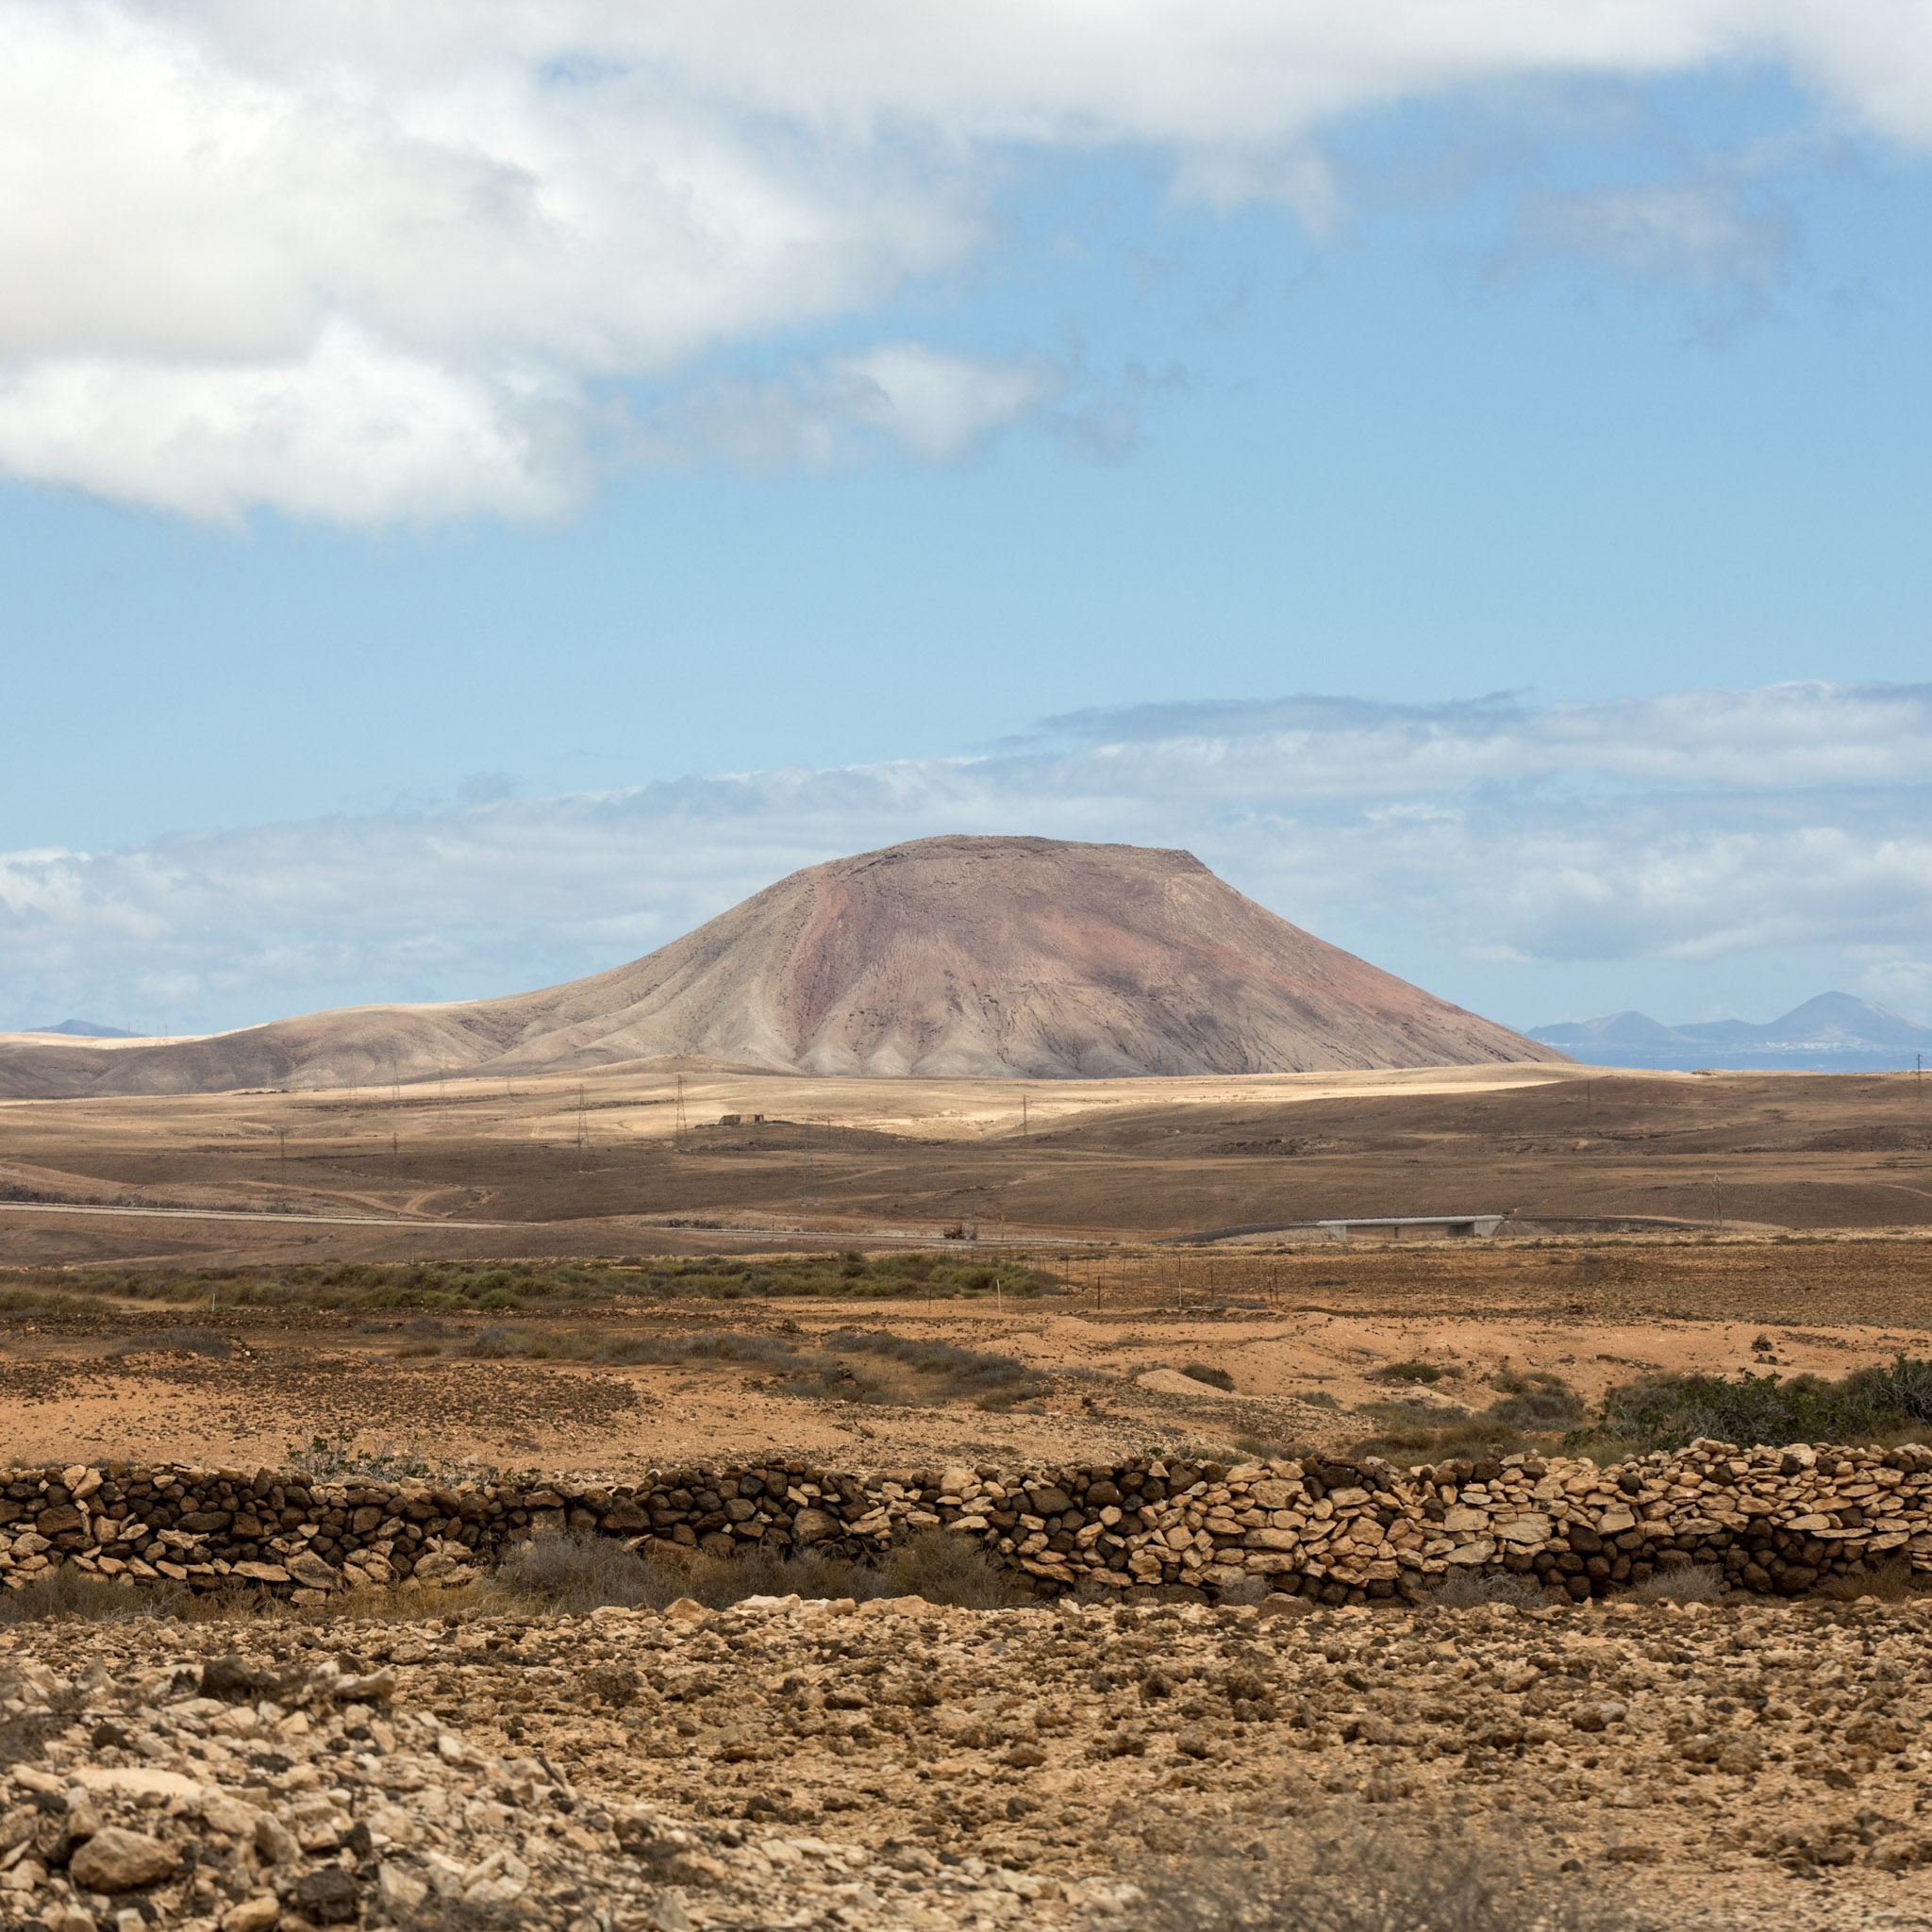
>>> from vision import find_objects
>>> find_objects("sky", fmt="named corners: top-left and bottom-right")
top-left (4, 1), bottom-right (1932, 1040)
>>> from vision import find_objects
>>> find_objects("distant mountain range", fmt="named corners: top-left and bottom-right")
top-left (27, 1019), bottom-right (139, 1039)
top-left (1529, 992), bottom-right (1932, 1071)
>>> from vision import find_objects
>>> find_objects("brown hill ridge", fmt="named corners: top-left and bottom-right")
top-left (0, 836), bottom-right (1563, 1096)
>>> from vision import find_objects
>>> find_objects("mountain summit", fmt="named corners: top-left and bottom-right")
top-left (0, 836), bottom-right (1561, 1095)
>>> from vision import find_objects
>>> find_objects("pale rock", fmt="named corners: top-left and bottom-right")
top-left (71, 1768), bottom-right (207, 1806)
top-left (285, 1551), bottom-right (339, 1591)
top-left (69, 1829), bottom-right (178, 1893)
top-left (254, 1814), bottom-right (300, 1865)
top-left (377, 1864), bottom-right (429, 1913)
top-left (1497, 1514), bottom-right (1552, 1546)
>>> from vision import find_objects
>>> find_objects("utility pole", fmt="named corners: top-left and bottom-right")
top-left (1021, 1092), bottom-right (1028, 1138)
top-left (576, 1085), bottom-right (589, 1172)
top-left (276, 1128), bottom-right (287, 1169)
top-left (675, 1074), bottom-right (688, 1152)
top-left (1711, 1173), bottom-right (1723, 1231)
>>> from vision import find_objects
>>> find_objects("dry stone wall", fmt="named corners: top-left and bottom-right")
top-left (7, 1439), bottom-right (1932, 1607)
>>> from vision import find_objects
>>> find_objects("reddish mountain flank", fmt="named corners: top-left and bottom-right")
top-left (0, 836), bottom-right (1562, 1094)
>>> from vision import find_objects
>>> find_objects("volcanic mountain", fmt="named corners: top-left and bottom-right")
top-left (0, 836), bottom-right (1562, 1096)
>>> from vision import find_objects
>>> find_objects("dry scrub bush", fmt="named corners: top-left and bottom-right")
top-left (1423, 1573), bottom-right (1545, 1610)
top-left (103, 1325), bottom-right (233, 1358)
top-left (1619, 1564), bottom-right (1724, 1603)
top-left (1816, 1559), bottom-right (1932, 1604)
top-left (1181, 1363), bottom-right (1237, 1392)
top-left (491, 1528), bottom-right (1033, 1616)
top-left (1136, 1830), bottom-right (1655, 1932)
top-left (0, 1567), bottom-right (187, 1624)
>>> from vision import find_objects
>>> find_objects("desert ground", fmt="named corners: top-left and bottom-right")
top-left (7, 1063), bottom-right (1932, 1932)
top-left (3, 1058), bottom-right (1931, 1473)
top-left (2, 1058), bottom-right (1931, 1274)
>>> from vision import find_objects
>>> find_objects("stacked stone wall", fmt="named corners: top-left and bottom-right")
top-left (7, 1438), bottom-right (1932, 1607)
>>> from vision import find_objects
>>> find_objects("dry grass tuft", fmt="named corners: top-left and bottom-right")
top-left (488, 1526), bottom-right (1033, 1616)
top-left (1422, 1573), bottom-right (1544, 1610)
top-left (0, 1567), bottom-right (187, 1624)
top-left (1815, 1559), bottom-right (1932, 1603)
top-left (1136, 1827), bottom-right (1657, 1931)
top-left (1619, 1563), bottom-right (1724, 1603)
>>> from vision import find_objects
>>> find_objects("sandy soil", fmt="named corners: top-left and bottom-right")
top-left (2, 1272), bottom-right (1924, 1480)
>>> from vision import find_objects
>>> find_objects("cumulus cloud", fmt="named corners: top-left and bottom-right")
top-left (4, 1), bottom-right (1932, 520)
top-left (5, 680), bottom-right (1930, 1032)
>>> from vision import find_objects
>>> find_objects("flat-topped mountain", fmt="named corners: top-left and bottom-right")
top-left (0, 836), bottom-right (1561, 1095)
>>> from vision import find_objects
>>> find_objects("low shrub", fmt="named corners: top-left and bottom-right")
top-left (1619, 1563), bottom-right (1724, 1604)
top-left (1368, 1361), bottom-right (1449, 1385)
top-left (103, 1325), bottom-right (232, 1358)
top-left (491, 1527), bottom-right (1031, 1615)
top-left (0, 1567), bottom-right (186, 1624)
top-left (1596, 1354), bottom-right (1932, 1452)
top-left (1135, 1823), bottom-right (1657, 1930)
top-left (1815, 1559), bottom-right (1932, 1604)
top-left (1423, 1572), bottom-right (1544, 1609)
top-left (1181, 1362), bottom-right (1236, 1392)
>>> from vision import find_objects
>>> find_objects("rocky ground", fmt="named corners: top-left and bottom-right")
top-left (6, 1588), bottom-right (1932, 1932)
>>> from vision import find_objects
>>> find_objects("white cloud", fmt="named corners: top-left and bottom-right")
top-left (639, 343), bottom-right (1066, 468)
top-left (6, 680), bottom-right (1931, 1032)
top-left (4, 1), bottom-right (1932, 520)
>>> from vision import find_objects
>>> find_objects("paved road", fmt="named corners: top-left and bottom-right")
top-left (0, 1199), bottom-right (496, 1229)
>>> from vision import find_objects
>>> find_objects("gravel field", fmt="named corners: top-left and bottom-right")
top-left (6, 1587), bottom-right (1932, 1931)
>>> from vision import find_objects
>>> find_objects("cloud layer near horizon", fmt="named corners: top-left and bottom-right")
top-left (6, 2), bottom-right (1932, 521)
top-left (4, 681), bottom-right (1929, 1034)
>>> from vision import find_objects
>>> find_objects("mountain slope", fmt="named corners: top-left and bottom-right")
top-left (0, 835), bottom-right (1563, 1096)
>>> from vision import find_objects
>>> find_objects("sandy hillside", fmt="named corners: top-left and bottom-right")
top-left (0, 836), bottom-right (1563, 1098)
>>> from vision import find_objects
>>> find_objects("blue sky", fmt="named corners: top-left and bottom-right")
top-left (4, 7), bottom-right (1932, 1039)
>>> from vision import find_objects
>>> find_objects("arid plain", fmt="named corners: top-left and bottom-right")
top-left (3, 1057), bottom-right (1931, 1474)
top-left (8, 1058), bottom-right (1932, 1932)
